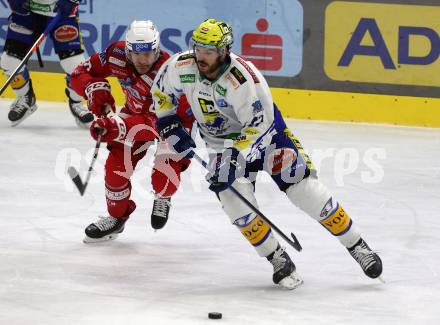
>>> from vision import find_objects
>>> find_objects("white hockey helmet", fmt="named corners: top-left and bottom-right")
top-left (125, 20), bottom-right (160, 54)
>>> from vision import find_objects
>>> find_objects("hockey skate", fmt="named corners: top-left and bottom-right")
top-left (66, 88), bottom-right (94, 127)
top-left (83, 200), bottom-right (136, 243)
top-left (8, 80), bottom-right (38, 126)
top-left (348, 238), bottom-right (383, 279)
top-left (151, 196), bottom-right (171, 230)
top-left (267, 246), bottom-right (303, 290)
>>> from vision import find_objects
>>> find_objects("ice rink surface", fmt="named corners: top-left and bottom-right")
top-left (1, 99), bottom-right (439, 325)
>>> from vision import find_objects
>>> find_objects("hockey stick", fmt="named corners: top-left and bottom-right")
top-left (192, 151), bottom-right (302, 252)
top-left (68, 131), bottom-right (103, 196)
top-left (0, 14), bottom-right (61, 96)
top-left (36, 48), bottom-right (44, 68)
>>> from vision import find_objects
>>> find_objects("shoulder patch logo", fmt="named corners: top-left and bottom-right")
top-left (109, 56), bottom-right (126, 67)
top-left (112, 47), bottom-right (126, 56)
top-left (230, 67), bottom-right (247, 85)
top-left (226, 74), bottom-right (239, 89)
top-left (236, 57), bottom-right (260, 84)
top-left (177, 53), bottom-right (195, 61)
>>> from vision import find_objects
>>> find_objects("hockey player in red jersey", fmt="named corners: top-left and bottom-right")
top-left (70, 20), bottom-right (194, 242)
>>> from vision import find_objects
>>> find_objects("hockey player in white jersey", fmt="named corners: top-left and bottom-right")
top-left (152, 18), bottom-right (382, 289)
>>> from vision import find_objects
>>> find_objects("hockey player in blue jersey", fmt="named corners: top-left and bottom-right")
top-left (1, 0), bottom-right (93, 126)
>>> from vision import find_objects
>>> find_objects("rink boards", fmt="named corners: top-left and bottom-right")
top-left (1, 71), bottom-right (439, 127)
top-left (1, 0), bottom-right (440, 127)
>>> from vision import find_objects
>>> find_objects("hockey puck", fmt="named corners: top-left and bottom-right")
top-left (208, 312), bottom-right (222, 319)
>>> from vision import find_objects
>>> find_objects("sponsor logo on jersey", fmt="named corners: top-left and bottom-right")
top-left (179, 74), bottom-right (195, 83)
top-left (230, 67), bottom-right (247, 85)
top-left (252, 100), bottom-right (263, 113)
top-left (110, 67), bottom-right (127, 78)
top-left (198, 90), bottom-right (211, 97)
top-left (215, 84), bottom-right (227, 96)
top-left (216, 98), bottom-right (228, 107)
top-left (153, 90), bottom-right (174, 111)
top-left (175, 60), bottom-right (192, 67)
top-left (203, 115), bottom-right (229, 135)
top-left (112, 47), bottom-right (126, 56)
top-left (325, 2), bottom-right (440, 87)
top-left (109, 56), bottom-right (126, 67)
top-left (198, 98), bottom-right (229, 135)
top-left (243, 128), bottom-right (259, 135)
top-left (8, 23), bottom-right (33, 35)
top-left (236, 56), bottom-right (260, 83)
top-left (226, 73), bottom-right (240, 89)
top-left (177, 53), bottom-right (195, 61)
top-left (54, 25), bottom-right (79, 43)
top-left (30, 1), bottom-right (51, 12)
top-left (233, 135), bottom-right (252, 150)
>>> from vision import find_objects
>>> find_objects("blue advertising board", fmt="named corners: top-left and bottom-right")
top-left (0, 0), bottom-right (303, 77)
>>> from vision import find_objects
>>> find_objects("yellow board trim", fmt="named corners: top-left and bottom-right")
top-left (0, 71), bottom-right (126, 105)
top-left (272, 88), bottom-right (440, 128)
top-left (2, 71), bottom-right (440, 128)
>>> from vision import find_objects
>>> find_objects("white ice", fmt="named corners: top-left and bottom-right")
top-left (0, 99), bottom-right (439, 325)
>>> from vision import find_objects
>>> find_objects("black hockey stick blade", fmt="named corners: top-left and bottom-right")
top-left (68, 166), bottom-right (85, 196)
top-left (290, 232), bottom-right (303, 252)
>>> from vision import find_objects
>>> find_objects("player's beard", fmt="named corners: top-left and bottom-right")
top-left (197, 56), bottom-right (224, 76)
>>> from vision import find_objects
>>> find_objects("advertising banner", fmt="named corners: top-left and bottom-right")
top-left (325, 1), bottom-right (440, 87)
top-left (0, 0), bottom-right (303, 77)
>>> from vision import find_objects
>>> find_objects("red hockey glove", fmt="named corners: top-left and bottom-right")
top-left (90, 116), bottom-right (126, 142)
top-left (85, 80), bottom-right (116, 117)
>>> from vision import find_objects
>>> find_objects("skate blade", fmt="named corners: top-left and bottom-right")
top-left (278, 272), bottom-right (304, 290)
top-left (83, 233), bottom-right (119, 243)
top-left (378, 276), bottom-right (386, 284)
top-left (10, 104), bottom-right (38, 127)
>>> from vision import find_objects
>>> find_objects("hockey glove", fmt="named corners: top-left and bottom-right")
top-left (156, 115), bottom-right (195, 158)
top-left (55, 0), bottom-right (79, 17)
top-left (90, 116), bottom-right (125, 142)
top-left (85, 80), bottom-right (116, 117)
top-left (206, 147), bottom-right (244, 193)
top-left (7, 0), bottom-right (30, 15)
